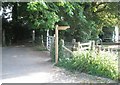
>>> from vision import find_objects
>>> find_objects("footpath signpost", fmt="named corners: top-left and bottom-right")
top-left (55, 25), bottom-right (70, 64)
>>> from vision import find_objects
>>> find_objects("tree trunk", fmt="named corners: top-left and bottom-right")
top-left (2, 29), bottom-right (5, 46)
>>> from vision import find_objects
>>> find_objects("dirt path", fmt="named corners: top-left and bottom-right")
top-left (1, 46), bottom-right (117, 83)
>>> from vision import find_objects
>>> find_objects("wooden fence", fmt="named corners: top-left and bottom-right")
top-left (49, 38), bottom-right (119, 59)
top-left (61, 39), bottom-right (74, 58)
top-left (70, 39), bottom-right (95, 51)
top-left (95, 45), bottom-right (119, 54)
top-left (60, 39), bottom-right (118, 55)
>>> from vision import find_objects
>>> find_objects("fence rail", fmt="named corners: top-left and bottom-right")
top-left (61, 39), bottom-right (73, 54)
top-left (61, 39), bottom-right (119, 55)
top-left (95, 45), bottom-right (119, 54)
top-left (63, 46), bottom-right (73, 54)
top-left (50, 38), bottom-right (119, 58)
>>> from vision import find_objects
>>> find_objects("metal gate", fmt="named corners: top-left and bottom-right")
top-left (46, 36), bottom-right (54, 51)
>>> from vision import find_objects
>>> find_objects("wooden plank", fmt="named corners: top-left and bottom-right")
top-left (57, 26), bottom-right (70, 30)
top-left (63, 46), bottom-right (73, 54)
top-left (81, 47), bottom-right (90, 50)
top-left (80, 42), bottom-right (90, 46)
top-left (102, 42), bottom-right (120, 45)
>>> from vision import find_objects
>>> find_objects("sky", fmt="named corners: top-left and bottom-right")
top-left (0, 7), bottom-right (12, 21)
top-left (0, 7), bottom-right (3, 16)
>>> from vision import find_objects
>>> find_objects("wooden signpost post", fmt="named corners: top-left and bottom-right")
top-left (32, 30), bottom-right (35, 45)
top-left (55, 25), bottom-right (70, 64)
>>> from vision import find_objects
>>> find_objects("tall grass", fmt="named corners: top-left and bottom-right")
top-left (59, 50), bottom-right (119, 80)
top-left (51, 40), bottom-right (119, 81)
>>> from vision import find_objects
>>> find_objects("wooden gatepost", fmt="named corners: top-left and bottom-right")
top-left (55, 25), bottom-right (70, 64)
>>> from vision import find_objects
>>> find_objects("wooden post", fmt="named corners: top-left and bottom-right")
top-left (46, 30), bottom-right (49, 49)
top-left (77, 42), bottom-right (81, 51)
top-left (96, 46), bottom-right (100, 55)
top-left (55, 25), bottom-right (58, 64)
top-left (89, 41), bottom-right (92, 50)
top-left (115, 25), bottom-right (119, 43)
top-left (32, 30), bottom-right (35, 45)
top-left (92, 41), bottom-right (95, 50)
top-left (54, 25), bottom-right (70, 64)
top-left (90, 40), bottom-right (95, 50)
top-left (71, 39), bottom-right (76, 51)
top-left (61, 39), bottom-right (64, 47)
top-left (41, 35), bottom-right (44, 46)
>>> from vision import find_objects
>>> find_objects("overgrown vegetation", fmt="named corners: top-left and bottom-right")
top-left (51, 40), bottom-right (119, 81)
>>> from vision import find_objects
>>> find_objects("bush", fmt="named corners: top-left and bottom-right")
top-left (58, 50), bottom-right (119, 81)
top-left (50, 39), bottom-right (64, 62)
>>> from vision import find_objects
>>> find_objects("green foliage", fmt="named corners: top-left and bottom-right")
top-left (33, 45), bottom-right (48, 51)
top-left (57, 21), bottom-right (69, 26)
top-left (27, 2), bottom-right (60, 29)
top-left (57, 50), bottom-right (119, 80)
top-left (2, 2), bottom-right (119, 45)
top-left (26, 2), bottom-right (119, 41)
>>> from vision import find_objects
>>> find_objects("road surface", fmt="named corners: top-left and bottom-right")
top-left (1, 46), bottom-right (117, 83)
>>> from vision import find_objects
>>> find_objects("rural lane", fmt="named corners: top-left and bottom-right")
top-left (1, 46), bottom-right (117, 83)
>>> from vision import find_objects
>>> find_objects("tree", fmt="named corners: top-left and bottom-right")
top-left (27, 2), bottom-right (118, 42)
top-left (2, 2), bottom-right (31, 45)
top-left (2, 2), bottom-right (119, 44)
top-left (27, 2), bottom-right (60, 30)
